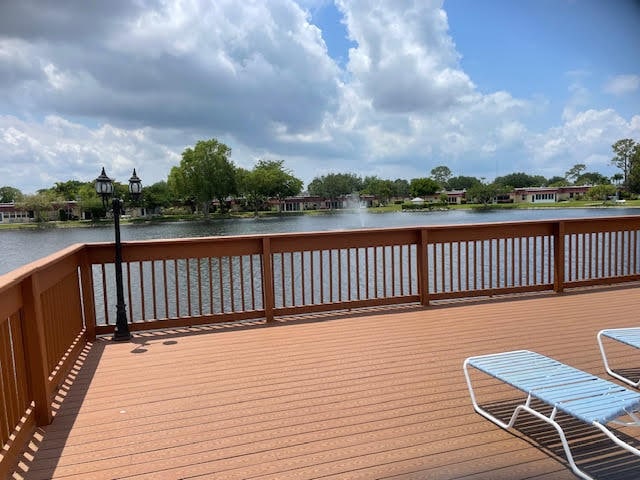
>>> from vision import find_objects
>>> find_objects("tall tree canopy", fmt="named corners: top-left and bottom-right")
top-left (142, 181), bottom-right (173, 212)
top-left (361, 176), bottom-right (394, 203)
top-left (409, 177), bottom-right (440, 197)
top-left (575, 172), bottom-right (611, 186)
top-left (52, 180), bottom-right (85, 200)
top-left (430, 165), bottom-right (452, 188)
top-left (19, 190), bottom-right (61, 222)
top-left (392, 178), bottom-right (410, 198)
top-left (447, 176), bottom-right (481, 191)
top-left (565, 164), bottom-right (586, 184)
top-left (239, 160), bottom-right (302, 213)
top-left (168, 138), bottom-right (237, 214)
top-left (611, 138), bottom-right (638, 185)
top-left (494, 172), bottom-right (546, 188)
top-left (0, 186), bottom-right (23, 203)
top-left (466, 182), bottom-right (505, 205)
top-left (307, 173), bottom-right (363, 199)
top-left (547, 176), bottom-right (569, 186)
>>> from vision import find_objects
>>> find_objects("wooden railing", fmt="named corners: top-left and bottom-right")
top-left (1, 215), bottom-right (639, 475)
top-left (0, 245), bottom-right (87, 478)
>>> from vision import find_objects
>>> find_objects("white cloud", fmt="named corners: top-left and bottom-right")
top-left (526, 108), bottom-right (640, 176)
top-left (337, 0), bottom-right (474, 113)
top-left (603, 74), bottom-right (640, 95)
top-left (0, 115), bottom-right (182, 192)
top-left (0, 0), bottom-right (637, 194)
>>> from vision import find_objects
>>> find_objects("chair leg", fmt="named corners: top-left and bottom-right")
top-left (597, 331), bottom-right (640, 388)
top-left (464, 361), bottom-right (594, 480)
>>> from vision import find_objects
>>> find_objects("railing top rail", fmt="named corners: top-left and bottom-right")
top-left (81, 214), bottom-right (640, 249)
top-left (0, 243), bottom-right (86, 295)
top-left (84, 214), bottom-right (640, 241)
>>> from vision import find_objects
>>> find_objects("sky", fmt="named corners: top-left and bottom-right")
top-left (1, 0), bottom-right (639, 194)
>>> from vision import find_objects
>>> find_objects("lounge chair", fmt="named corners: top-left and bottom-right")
top-left (463, 350), bottom-right (640, 480)
top-left (598, 328), bottom-right (640, 387)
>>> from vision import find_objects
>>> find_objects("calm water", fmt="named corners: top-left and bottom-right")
top-left (1, 208), bottom-right (639, 276)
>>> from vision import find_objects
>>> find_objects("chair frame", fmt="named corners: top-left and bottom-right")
top-left (464, 350), bottom-right (640, 480)
top-left (598, 327), bottom-right (640, 387)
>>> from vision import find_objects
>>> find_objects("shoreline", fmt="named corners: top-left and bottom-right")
top-left (1, 202), bottom-right (639, 231)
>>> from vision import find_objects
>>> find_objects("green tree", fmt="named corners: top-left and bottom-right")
top-left (53, 180), bottom-right (85, 200)
top-left (240, 160), bottom-right (303, 213)
top-left (494, 172), bottom-right (545, 188)
top-left (361, 176), bottom-right (394, 204)
top-left (392, 178), bottom-right (410, 198)
top-left (19, 190), bottom-right (61, 222)
top-left (611, 173), bottom-right (624, 185)
top-left (143, 181), bottom-right (173, 213)
top-left (575, 172), bottom-right (610, 185)
top-left (168, 139), bottom-right (237, 215)
top-left (78, 182), bottom-right (106, 220)
top-left (409, 177), bottom-right (440, 197)
top-left (447, 176), bottom-right (481, 191)
top-left (430, 166), bottom-right (452, 188)
top-left (0, 186), bottom-right (23, 203)
top-left (565, 164), bottom-right (586, 184)
top-left (467, 182), bottom-right (500, 205)
top-left (587, 184), bottom-right (617, 201)
top-left (307, 173), bottom-right (363, 199)
top-left (627, 145), bottom-right (640, 194)
top-left (611, 138), bottom-right (638, 185)
top-left (547, 176), bottom-right (569, 187)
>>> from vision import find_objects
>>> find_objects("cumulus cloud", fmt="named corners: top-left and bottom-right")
top-left (0, 0), bottom-right (637, 193)
top-left (0, 0), bottom-right (340, 143)
top-left (337, 0), bottom-right (474, 113)
top-left (603, 74), bottom-right (640, 96)
top-left (0, 115), bottom-right (181, 190)
top-left (526, 108), bottom-right (640, 175)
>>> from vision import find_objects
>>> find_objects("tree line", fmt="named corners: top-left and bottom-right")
top-left (1, 137), bottom-right (639, 218)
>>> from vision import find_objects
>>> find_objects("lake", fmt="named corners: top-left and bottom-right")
top-left (2, 207), bottom-right (639, 276)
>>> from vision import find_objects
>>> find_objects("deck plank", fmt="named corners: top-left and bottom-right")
top-left (13, 285), bottom-right (640, 479)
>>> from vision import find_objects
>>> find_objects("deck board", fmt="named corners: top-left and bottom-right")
top-left (13, 285), bottom-right (640, 479)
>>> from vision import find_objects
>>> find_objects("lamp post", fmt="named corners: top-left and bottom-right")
top-left (95, 167), bottom-right (142, 341)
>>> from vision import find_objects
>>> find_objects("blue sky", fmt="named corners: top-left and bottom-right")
top-left (0, 0), bottom-right (638, 193)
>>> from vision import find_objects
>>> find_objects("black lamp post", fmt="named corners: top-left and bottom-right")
top-left (95, 167), bottom-right (142, 341)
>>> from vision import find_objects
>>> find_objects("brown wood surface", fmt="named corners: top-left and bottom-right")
top-left (10, 283), bottom-right (640, 480)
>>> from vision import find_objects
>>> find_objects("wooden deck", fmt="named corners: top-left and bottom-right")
top-left (12, 284), bottom-right (640, 480)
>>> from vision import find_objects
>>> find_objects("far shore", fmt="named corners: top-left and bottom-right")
top-left (1, 200), bottom-right (639, 231)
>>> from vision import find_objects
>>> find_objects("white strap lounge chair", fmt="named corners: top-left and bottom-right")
top-left (598, 328), bottom-right (640, 387)
top-left (464, 350), bottom-right (640, 480)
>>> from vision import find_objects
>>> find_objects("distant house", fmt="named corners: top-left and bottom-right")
top-left (0, 203), bottom-right (29, 223)
top-left (514, 185), bottom-right (592, 204)
top-left (556, 185), bottom-right (591, 201)
top-left (423, 190), bottom-right (466, 205)
top-left (443, 190), bottom-right (466, 205)
top-left (0, 201), bottom-right (82, 223)
top-left (271, 195), bottom-right (326, 211)
top-left (514, 187), bottom-right (558, 204)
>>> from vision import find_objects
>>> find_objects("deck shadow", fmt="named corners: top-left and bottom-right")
top-left (96, 281), bottom-right (640, 347)
top-left (14, 341), bottom-right (106, 480)
top-left (483, 398), bottom-right (640, 479)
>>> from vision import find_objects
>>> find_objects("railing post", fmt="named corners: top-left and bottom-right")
top-left (554, 221), bottom-right (565, 293)
top-left (20, 274), bottom-right (54, 426)
top-left (79, 249), bottom-right (97, 342)
top-left (262, 237), bottom-right (275, 322)
top-left (418, 228), bottom-right (430, 306)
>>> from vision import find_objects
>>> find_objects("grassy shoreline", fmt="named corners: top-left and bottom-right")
top-left (1, 200), bottom-right (639, 231)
